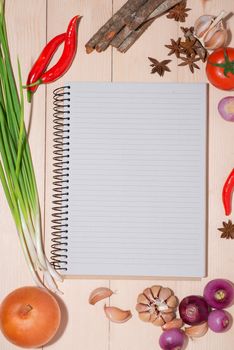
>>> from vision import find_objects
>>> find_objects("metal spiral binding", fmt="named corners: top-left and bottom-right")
top-left (50, 86), bottom-right (71, 271)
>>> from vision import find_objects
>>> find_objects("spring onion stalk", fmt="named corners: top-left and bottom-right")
top-left (0, 1), bottom-right (62, 293)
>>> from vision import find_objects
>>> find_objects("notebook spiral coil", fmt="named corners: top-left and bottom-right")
top-left (51, 86), bottom-right (71, 271)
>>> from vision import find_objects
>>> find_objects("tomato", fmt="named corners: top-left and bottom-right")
top-left (0, 286), bottom-right (61, 348)
top-left (206, 47), bottom-right (234, 90)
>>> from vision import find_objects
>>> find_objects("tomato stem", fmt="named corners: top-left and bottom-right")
top-left (209, 48), bottom-right (234, 77)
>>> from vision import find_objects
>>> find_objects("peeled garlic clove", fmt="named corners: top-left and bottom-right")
top-left (137, 293), bottom-right (150, 305)
top-left (204, 24), bottom-right (227, 50)
top-left (185, 322), bottom-right (208, 338)
top-left (159, 287), bottom-right (172, 301)
top-left (135, 303), bottom-right (150, 313)
top-left (194, 15), bottom-right (214, 38)
top-left (151, 285), bottom-right (161, 299)
top-left (162, 318), bottom-right (184, 330)
top-left (167, 295), bottom-right (179, 308)
top-left (139, 311), bottom-right (151, 322)
top-left (89, 287), bottom-right (113, 305)
top-left (104, 305), bottom-right (132, 323)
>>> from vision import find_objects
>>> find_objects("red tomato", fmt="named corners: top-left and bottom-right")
top-left (206, 47), bottom-right (234, 90)
top-left (0, 286), bottom-right (61, 348)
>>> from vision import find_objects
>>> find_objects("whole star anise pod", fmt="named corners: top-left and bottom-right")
top-left (180, 38), bottom-right (197, 57)
top-left (167, 0), bottom-right (191, 22)
top-left (218, 220), bottom-right (234, 239)
top-left (165, 38), bottom-right (182, 58)
top-left (148, 57), bottom-right (171, 76)
top-left (178, 55), bottom-right (200, 73)
top-left (136, 285), bottom-right (178, 326)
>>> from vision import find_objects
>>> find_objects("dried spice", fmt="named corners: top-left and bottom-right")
top-left (166, 0), bottom-right (191, 22)
top-left (165, 38), bottom-right (182, 58)
top-left (136, 285), bottom-right (178, 326)
top-left (148, 57), bottom-right (171, 76)
top-left (178, 55), bottom-right (200, 73)
top-left (218, 220), bottom-right (234, 239)
top-left (180, 38), bottom-right (197, 57)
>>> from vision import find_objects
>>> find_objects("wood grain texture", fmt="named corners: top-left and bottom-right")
top-left (1, 0), bottom-right (234, 349)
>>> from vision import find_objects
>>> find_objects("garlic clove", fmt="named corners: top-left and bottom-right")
top-left (151, 285), bottom-right (161, 299)
top-left (143, 288), bottom-right (155, 302)
top-left (159, 287), bottom-right (173, 301)
top-left (162, 307), bottom-right (175, 314)
top-left (204, 26), bottom-right (227, 50)
top-left (150, 313), bottom-right (158, 323)
top-left (162, 318), bottom-right (184, 330)
top-left (161, 312), bottom-right (176, 323)
top-left (135, 303), bottom-right (150, 313)
top-left (89, 287), bottom-right (113, 305)
top-left (104, 305), bottom-right (132, 323)
top-left (138, 311), bottom-right (151, 322)
top-left (152, 316), bottom-right (165, 326)
top-left (185, 321), bottom-right (208, 338)
top-left (194, 15), bottom-right (214, 38)
top-left (167, 295), bottom-right (179, 308)
top-left (137, 293), bottom-right (150, 305)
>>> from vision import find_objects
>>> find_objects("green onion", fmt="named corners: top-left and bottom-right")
top-left (0, 0), bottom-right (62, 293)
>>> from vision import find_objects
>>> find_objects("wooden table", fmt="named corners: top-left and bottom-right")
top-left (0, 0), bottom-right (234, 349)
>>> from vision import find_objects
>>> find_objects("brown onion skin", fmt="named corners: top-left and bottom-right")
top-left (0, 286), bottom-right (61, 348)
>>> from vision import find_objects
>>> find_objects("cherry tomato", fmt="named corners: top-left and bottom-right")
top-left (206, 47), bottom-right (234, 90)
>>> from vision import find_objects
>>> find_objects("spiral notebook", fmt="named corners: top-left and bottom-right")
top-left (51, 82), bottom-right (207, 277)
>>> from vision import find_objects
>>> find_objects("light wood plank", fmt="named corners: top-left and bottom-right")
top-left (0, 1), bottom-right (46, 349)
top-left (44, 1), bottom-right (113, 350)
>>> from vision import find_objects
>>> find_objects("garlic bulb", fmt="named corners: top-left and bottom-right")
top-left (194, 11), bottom-right (227, 51)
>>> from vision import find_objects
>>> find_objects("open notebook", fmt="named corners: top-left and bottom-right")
top-left (51, 82), bottom-right (207, 277)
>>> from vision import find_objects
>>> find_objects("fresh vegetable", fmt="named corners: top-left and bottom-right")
top-left (206, 48), bottom-right (234, 90)
top-left (179, 295), bottom-right (210, 325)
top-left (218, 96), bottom-right (234, 121)
top-left (222, 170), bottom-right (234, 216)
top-left (104, 305), bottom-right (132, 323)
top-left (0, 0), bottom-right (61, 291)
top-left (194, 11), bottom-right (227, 50)
top-left (26, 33), bottom-right (66, 102)
top-left (0, 287), bottom-right (61, 348)
top-left (203, 279), bottom-right (234, 309)
top-left (159, 328), bottom-right (186, 350)
top-left (208, 310), bottom-right (232, 333)
top-left (89, 287), bottom-right (113, 305)
top-left (184, 321), bottom-right (208, 338)
top-left (34, 15), bottom-right (81, 86)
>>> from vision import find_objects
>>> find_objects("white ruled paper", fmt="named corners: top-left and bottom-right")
top-left (65, 82), bottom-right (207, 277)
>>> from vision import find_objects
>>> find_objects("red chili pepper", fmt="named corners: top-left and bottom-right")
top-left (26, 33), bottom-right (66, 102)
top-left (222, 168), bottom-right (234, 216)
top-left (36, 15), bottom-right (81, 85)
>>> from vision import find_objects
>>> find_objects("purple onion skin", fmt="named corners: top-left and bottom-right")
top-left (159, 329), bottom-right (186, 350)
top-left (203, 279), bottom-right (234, 310)
top-left (179, 295), bottom-right (210, 326)
top-left (208, 310), bottom-right (232, 333)
top-left (218, 96), bottom-right (234, 122)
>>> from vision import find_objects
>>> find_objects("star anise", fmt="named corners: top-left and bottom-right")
top-left (165, 38), bottom-right (182, 58)
top-left (180, 26), bottom-right (194, 36)
top-left (148, 57), bottom-right (171, 76)
top-left (180, 38), bottom-right (197, 57)
top-left (218, 220), bottom-right (234, 239)
top-left (166, 0), bottom-right (191, 22)
top-left (178, 55), bottom-right (200, 73)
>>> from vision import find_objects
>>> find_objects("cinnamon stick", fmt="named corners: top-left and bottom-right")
top-left (117, 0), bottom-right (183, 52)
top-left (85, 0), bottom-right (148, 53)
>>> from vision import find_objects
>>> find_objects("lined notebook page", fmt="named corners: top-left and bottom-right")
top-left (66, 82), bottom-right (207, 277)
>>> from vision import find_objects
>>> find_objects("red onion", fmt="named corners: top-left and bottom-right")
top-left (208, 310), bottom-right (232, 333)
top-left (179, 295), bottom-right (209, 325)
top-left (203, 279), bottom-right (234, 309)
top-left (159, 328), bottom-right (186, 350)
top-left (218, 96), bottom-right (234, 121)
